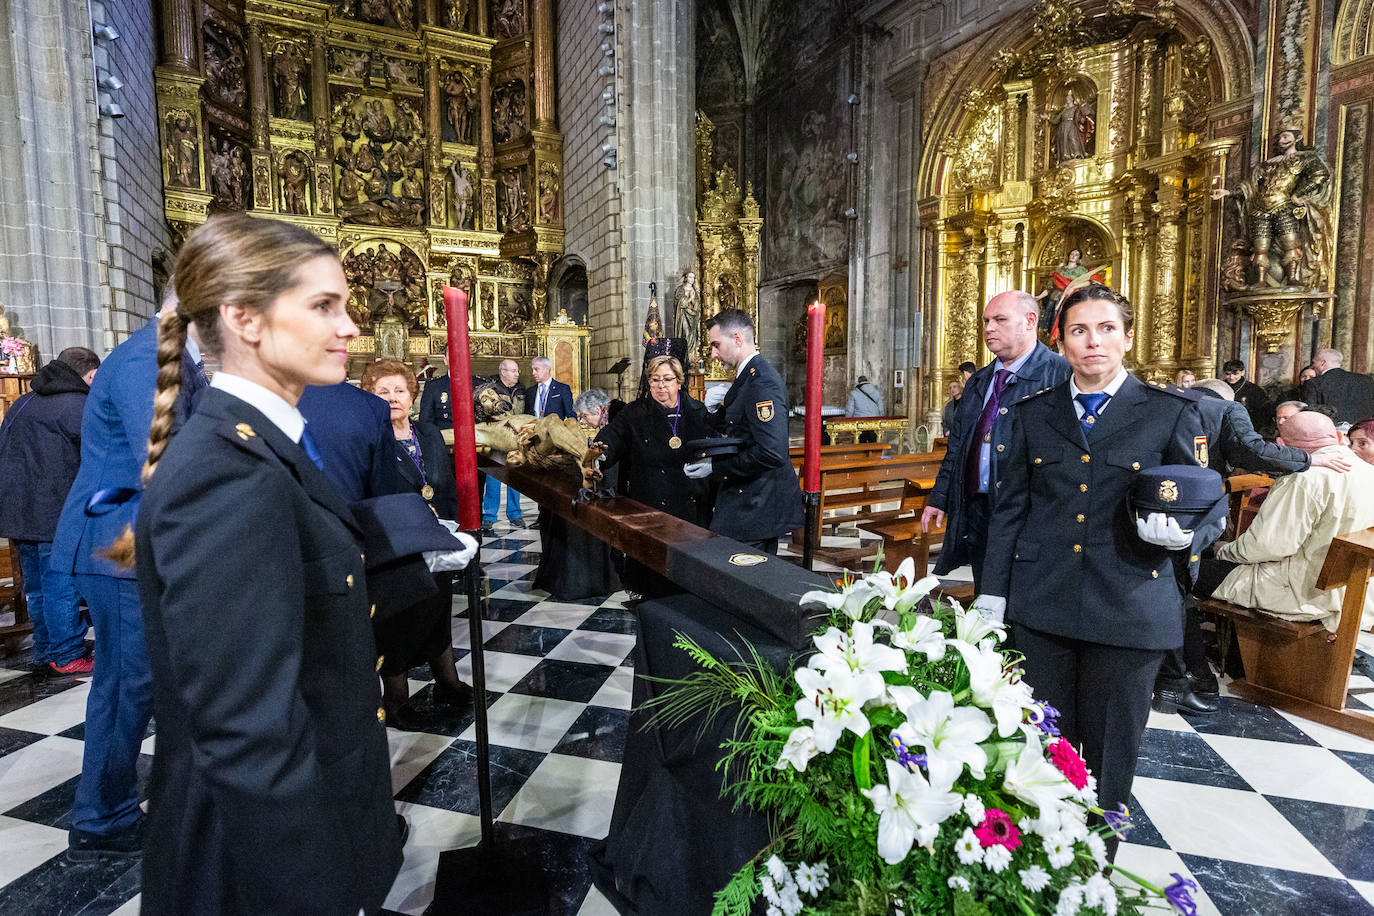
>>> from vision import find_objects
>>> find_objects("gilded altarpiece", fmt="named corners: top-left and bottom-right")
top-left (154, 0), bottom-right (579, 377)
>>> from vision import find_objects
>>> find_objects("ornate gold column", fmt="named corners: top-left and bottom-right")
top-left (476, 0), bottom-right (489, 36)
top-left (310, 31), bottom-right (333, 216)
top-left (159, 0), bottom-right (197, 75)
top-left (478, 67), bottom-right (496, 229)
top-left (247, 21), bottom-right (272, 210)
top-left (531, 0), bottom-right (555, 131)
top-left (1150, 168), bottom-right (1186, 377)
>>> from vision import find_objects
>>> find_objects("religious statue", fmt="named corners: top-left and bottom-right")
top-left (280, 153), bottom-right (309, 215)
top-left (537, 161), bottom-right (559, 223)
top-left (362, 100), bottom-right (393, 143)
top-left (672, 269), bottom-right (700, 357)
top-left (445, 0), bottom-right (468, 30)
top-left (399, 167), bottom-right (424, 206)
top-left (450, 160), bottom-right (474, 229)
top-left (1044, 88), bottom-right (1095, 164)
top-left (716, 275), bottom-right (738, 312)
top-left (493, 80), bottom-right (527, 144)
top-left (1036, 247), bottom-right (1104, 336)
top-left (272, 43), bottom-right (308, 120)
top-left (210, 138), bottom-right (247, 210)
top-left (390, 0), bottom-right (414, 28)
top-left (165, 113), bottom-right (199, 188)
top-left (337, 48), bottom-right (368, 82)
top-left (443, 72), bottom-right (476, 144)
top-left (493, 0), bottom-right (527, 38)
top-left (384, 57), bottom-right (413, 88)
top-left (203, 23), bottom-right (246, 109)
top-left (1211, 127), bottom-right (1333, 289)
top-left (337, 163), bottom-right (364, 204)
top-left (499, 169), bottom-right (529, 231)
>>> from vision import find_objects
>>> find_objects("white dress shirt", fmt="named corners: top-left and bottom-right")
top-left (210, 372), bottom-right (306, 443)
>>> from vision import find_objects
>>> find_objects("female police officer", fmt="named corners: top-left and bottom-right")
top-left (979, 284), bottom-right (1207, 842)
top-left (129, 213), bottom-right (402, 913)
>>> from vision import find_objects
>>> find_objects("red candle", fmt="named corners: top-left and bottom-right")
top-left (443, 286), bottom-right (481, 531)
top-left (803, 300), bottom-right (825, 492)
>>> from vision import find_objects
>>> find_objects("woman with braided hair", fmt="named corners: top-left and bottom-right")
top-left (130, 213), bottom-right (402, 914)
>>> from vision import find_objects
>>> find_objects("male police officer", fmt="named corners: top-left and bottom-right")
top-left (685, 308), bottom-right (802, 553)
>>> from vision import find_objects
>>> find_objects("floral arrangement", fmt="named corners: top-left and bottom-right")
top-left (1, 336), bottom-right (25, 357)
top-left (648, 557), bottom-right (1200, 916)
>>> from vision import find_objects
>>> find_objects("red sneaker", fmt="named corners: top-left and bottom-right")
top-left (49, 655), bottom-right (94, 676)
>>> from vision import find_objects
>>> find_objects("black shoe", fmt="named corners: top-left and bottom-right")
top-left (387, 703), bottom-right (427, 731)
top-left (433, 680), bottom-right (473, 709)
top-left (1153, 686), bottom-right (1219, 716)
top-left (68, 821), bottom-right (144, 862)
top-left (480, 524), bottom-right (496, 537)
top-left (396, 814), bottom-right (410, 848)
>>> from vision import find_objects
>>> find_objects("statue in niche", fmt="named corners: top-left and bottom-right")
top-left (448, 264), bottom-right (475, 300)
top-left (443, 72), bottom-right (477, 144)
top-left (716, 275), bottom-right (738, 313)
top-left (1036, 247), bottom-right (1104, 337)
top-left (1043, 84), bottom-right (1096, 164)
top-left (493, 0), bottom-right (527, 39)
top-left (209, 137), bottom-right (248, 210)
top-left (499, 169), bottom-right (529, 231)
top-left (493, 80), bottom-right (527, 144)
top-left (1211, 126), bottom-right (1333, 289)
top-left (446, 0), bottom-right (469, 30)
top-left (450, 161), bottom-right (475, 229)
top-left (165, 112), bottom-right (199, 188)
top-left (361, 0), bottom-right (390, 24)
top-left (482, 286), bottom-right (498, 330)
top-left (280, 153), bottom-right (310, 214)
top-left (537, 161), bottom-right (559, 223)
top-left (203, 22), bottom-right (246, 108)
top-left (672, 269), bottom-right (700, 358)
top-left (390, 0), bottom-right (414, 28)
top-left (502, 288), bottom-right (532, 332)
top-left (273, 43), bottom-right (308, 120)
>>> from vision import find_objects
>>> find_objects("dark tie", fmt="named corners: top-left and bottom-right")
top-left (299, 424), bottom-right (324, 470)
top-left (964, 368), bottom-right (1010, 495)
top-left (538, 384), bottom-right (547, 416)
top-left (1076, 391), bottom-right (1110, 435)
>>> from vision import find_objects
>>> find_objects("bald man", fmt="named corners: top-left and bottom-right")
top-left (1195, 411), bottom-right (1374, 632)
top-left (922, 290), bottom-right (1070, 589)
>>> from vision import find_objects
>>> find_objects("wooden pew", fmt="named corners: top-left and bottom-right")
top-left (789, 441), bottom-right (891, 471)
top-left (1197, 526), bottom-right (1374, 740)
top-left (856, 481), bottom-right (945, 578)
top-left (1224, 473), bottom-right (1273, 539)
top-left (0, 540), bottom-right (32, 657)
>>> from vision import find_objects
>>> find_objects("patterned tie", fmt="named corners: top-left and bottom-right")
top-left (964, 368), bottom-right (1010, 495)
top-left (538, 383), bottom-right (547, 417)
top-left (299, 424), bottom-right (324, 470)
top-left (1076, 391), bottom-right (1110, 435)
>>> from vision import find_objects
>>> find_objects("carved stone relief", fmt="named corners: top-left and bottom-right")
top-left (492, 79), bottom-right (528, 144)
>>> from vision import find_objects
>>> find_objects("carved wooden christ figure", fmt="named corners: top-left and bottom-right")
top-left (499, 169), bottom-right (529, 231)
top-left (273, 43), bottom-right (309, 120)
top-left (443, 72), bottom-right (477, 144)
top-left (450, 160), bottom-right (475, 229)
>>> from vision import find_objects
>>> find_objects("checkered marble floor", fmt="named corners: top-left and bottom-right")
top-left (1, 510), bottom-right (1373, 915)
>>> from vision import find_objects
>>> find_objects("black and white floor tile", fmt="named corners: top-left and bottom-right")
top-left (1, 510), bottom-right (1372, 915)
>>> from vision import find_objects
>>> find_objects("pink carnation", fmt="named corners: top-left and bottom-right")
top-left (1049, 738), bottom-right (1088, 790)
top-left (973, 809), bottom-right (1021, 850)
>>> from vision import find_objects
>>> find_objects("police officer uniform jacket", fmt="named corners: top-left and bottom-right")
top-left (1302, 367), bottom-right (1374, 424)
top-left (134, 386), bottom-right (402, 915)
top-left (298, 381), bottom-right (402, 502)
top-left (707, 353), bottom-right (804, 542)
top-left (417, 372), bottom-right (455, 429)
top-left (983, 374), bottom-right (1207, 650)
top-left (929, 342), bottom-right (1070, 574)
top-left (1194, 391), bottom-right (1309, 475)
top-left (593, 394), bottom-right (710, 525)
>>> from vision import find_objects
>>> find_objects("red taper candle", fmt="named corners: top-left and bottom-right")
top-left (803, 300), bottom-right (825, 493)
top-left (443, 286), bottom-right (481, 531)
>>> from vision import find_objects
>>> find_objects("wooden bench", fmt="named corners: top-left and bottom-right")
top-left (1198, 526), bottom-right (1374, 740)
top-left (854, 479), bottom-right (947, 576)
top-left (1224, 473), bottom-right (1273, 539)
top-left (0, 539), bottom-right (32, 657)
top-left (790, 441), bottom-right (891, 472)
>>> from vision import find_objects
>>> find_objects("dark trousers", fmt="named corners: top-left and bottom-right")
top-left (1158, 558), bottom-right (1239, 689)
top-left (1014, 624), bottom-right (1163, 837)
top-left (72, 574), bottom-right (152, 836)
top-left (740, 538), bottom-right (779, 556)
top-left (15, 540), bottom-right (86, 666)
top-left (964, 494), bottom-right (991, 592)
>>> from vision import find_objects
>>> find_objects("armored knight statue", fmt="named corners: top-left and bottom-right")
top-left (1212, 125), bottom-right (1333, 289)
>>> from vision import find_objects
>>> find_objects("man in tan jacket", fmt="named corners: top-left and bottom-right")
top-left (1196, 411), bottom-right (1374, 632)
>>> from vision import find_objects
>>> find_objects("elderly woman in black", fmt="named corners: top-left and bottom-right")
top-left (590, 356), bottom-right (709, 595)
top-left (980, 285), bottom-right (1210, 851)
top-left (362, 357), bottom-right (472, 729)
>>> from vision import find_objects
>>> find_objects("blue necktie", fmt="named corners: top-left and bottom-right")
top-left (538, 384), bottom-right (547, 417)
top-left (300, 424), bottom-right (324, 470)
top-left (1075, 392), bottom-right (1110, 435)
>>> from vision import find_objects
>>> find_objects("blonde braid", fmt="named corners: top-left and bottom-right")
top-left (102, 310), bottom-right (188, 569)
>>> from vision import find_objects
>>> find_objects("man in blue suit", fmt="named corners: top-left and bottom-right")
top-left (298, 381), bottom-right (402, 502)
top-left (922, 290), bottom-right (1070, 590)
top-left (51, 295), bottom-right (207, 860)
top-left (526, 355), bottom-right (574, 420)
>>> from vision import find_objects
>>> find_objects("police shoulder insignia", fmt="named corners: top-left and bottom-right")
top-left (440, 391), bottom-right (449, 403)
top-left (235, 422), bottom-right (256, 440)
top-left (1194, 435), bottom-right (1209, 468)
top-left (756, 400), bottom-right (775, 422)
top-left (1159, 479), bottom-right (1179, 502)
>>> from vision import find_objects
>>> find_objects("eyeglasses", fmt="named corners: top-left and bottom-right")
top-left (648, 375), bottom-right (678, 386)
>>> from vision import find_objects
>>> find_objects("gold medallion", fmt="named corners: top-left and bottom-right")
top-left (669, 435), bottom-right (682, 449)
top-left (421, 484), bottom-right (435, 500)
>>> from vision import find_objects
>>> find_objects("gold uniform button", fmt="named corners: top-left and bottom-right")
top-left (1132, 462), bottom-right (1141, 470)
top-left (360, 552), bottom-right (366, 562)
top-left (377, 707), bottom-right (386, 724)
top-left (1034, 457), bottom-right (1043, 465)
top-left (1081, 454), bottom-right (1090, 463)
top-left (370, 603), bottom-right (377, 618)
top-left (997, 444), bottom-right (1005, 452)
top-left (1151, 570), bottom-right (1159, 578)
top-left (1076, 514), bottom-right (1085, 523)
top-left (1079, 483), bottom-right (1088, 492)
top-left (1073, 544), bottom-right (1082, 553)
top-left (376, 656), bottom-right (385, 671)
top-left (346, 574), bottom-right (355, 588)
top-left (999, 407), bottom-right (1008, 415)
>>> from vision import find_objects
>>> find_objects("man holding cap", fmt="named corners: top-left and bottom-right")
top-left (685, 308), bottom-right (802, 554)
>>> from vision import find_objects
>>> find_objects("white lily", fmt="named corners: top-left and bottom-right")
top-left (862, 758), bottom-right (964, 865)
top-left (774, 725), bottom-right (821, 772)
top-left (888, 688), bottom-right (993, 786)
top-left (1003, 742), bottom-right (1075, 814)
top-left (800, 580), bottom-right (885, 620)
top-left (951, 639), bottom-right (1035, 737)
top-left (808, 622), bottom-right (907, 703)
top-left (888, 614), bottom-right (947, 661)
top-left (951, 600), bottom-right (1006, 646)
top-left (793, 666), bottom-right (873, 753)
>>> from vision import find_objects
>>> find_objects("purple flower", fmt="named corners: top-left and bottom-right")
top-left (1164, 873), bottom-right (1199, 916)
top-left (890, 733), bottom-right (927, 771)
top-left (1031, 701), bottom-right (1061, 737)
top-left (1103, 803), bottom-right (1133, 838)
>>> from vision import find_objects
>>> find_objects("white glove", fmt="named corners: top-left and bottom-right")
top-left (683, 458), bottom-right (713, 479)
top-left (1135, 512), bottom-right (1192, 550)
top-left (704, 385), bottom-right (728, 412)
top-left (969, 595), bottom-right (1006, 625)
top-left (423, 522), bottom-right (479, 572)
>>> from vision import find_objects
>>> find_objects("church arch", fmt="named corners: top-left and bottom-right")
top-left (1335, 0), bottom-right (1374, 64)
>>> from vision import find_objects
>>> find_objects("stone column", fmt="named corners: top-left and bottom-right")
top-left (160, 0), bottom-right (197, 74)
top-left (531, 0), bottom-right (556, 130)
